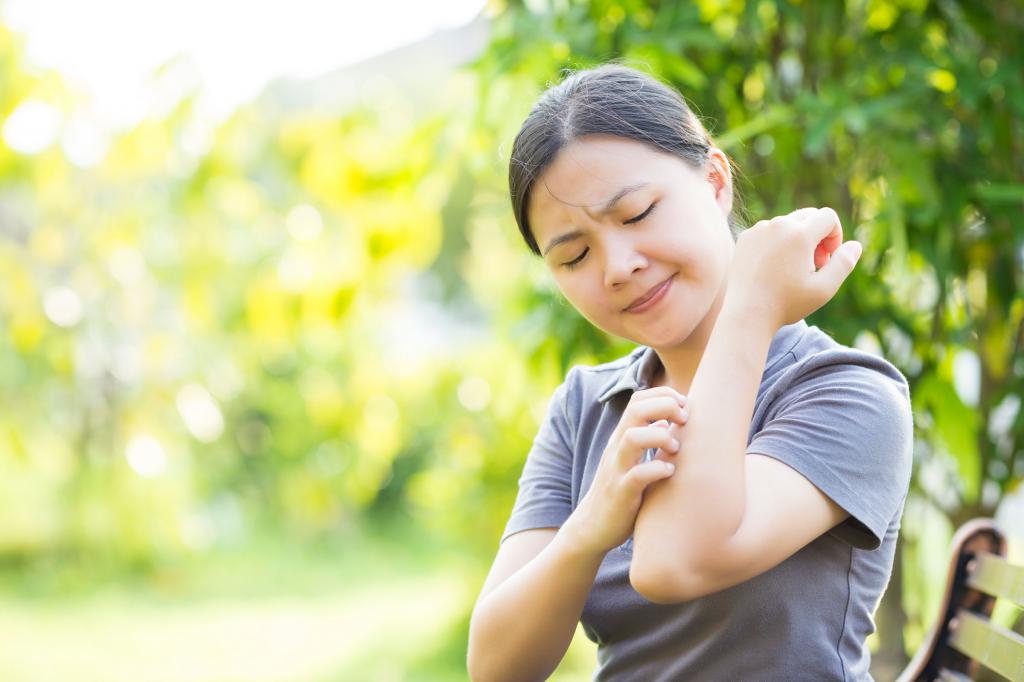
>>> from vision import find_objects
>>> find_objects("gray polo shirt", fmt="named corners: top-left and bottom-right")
top-left (500, 319), bottom-right (914, 681)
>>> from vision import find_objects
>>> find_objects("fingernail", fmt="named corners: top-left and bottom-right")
top-left (664, 462), bottom-right (675, 473)
top-left (681, 410), bottom-right (689, 421)
top-left (670, 438), bottom-right (679, 451)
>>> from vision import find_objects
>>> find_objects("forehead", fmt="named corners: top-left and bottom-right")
top-left (533, 136), bottom-right (661, 204)
top-left (527, 136), bottom-right (684, 234)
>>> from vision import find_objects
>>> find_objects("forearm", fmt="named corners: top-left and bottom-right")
top-left (631, 300), bottom-right (776, 594)
top-left (467, 517), bottom-right (605, 682)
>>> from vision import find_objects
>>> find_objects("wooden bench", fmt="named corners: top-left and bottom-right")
top-left (897, 518), bottom-right (1024, 682)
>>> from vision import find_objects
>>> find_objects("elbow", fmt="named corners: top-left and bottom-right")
top-left (466, 651), bottom-right (530, 682)
top-left (467, 606), bottom-right (555, 682)
top-left (466, 612), bottom-right (516, 682)
top-left (629, 557), bottom-right (699, 604)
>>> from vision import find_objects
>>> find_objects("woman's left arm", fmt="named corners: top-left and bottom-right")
top-left (629, 207), bottom-right (864, 604)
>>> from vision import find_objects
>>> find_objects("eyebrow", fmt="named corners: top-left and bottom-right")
top-left (541, 183), bottom-right (650, 256)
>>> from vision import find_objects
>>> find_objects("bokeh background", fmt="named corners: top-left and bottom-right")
top-left (1, 1), bottom-right (1022, 680)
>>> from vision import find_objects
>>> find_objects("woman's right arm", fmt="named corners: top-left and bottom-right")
top-left (468, 386), bottom-right (689, 681)
top-left (466, 515), bottom-right (604, 682)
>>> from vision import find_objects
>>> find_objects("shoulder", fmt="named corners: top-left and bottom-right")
top-left (761, 324), bottom-right (914, 451)
top-left (766, 324), bottom-right (914, 455)
top-left (780, 324), bottom-right (910, 402)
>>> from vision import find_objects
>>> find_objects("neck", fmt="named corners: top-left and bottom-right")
top-left (650, 278), bottom-right (730, 396)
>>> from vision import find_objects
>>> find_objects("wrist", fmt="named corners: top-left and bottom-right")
top-left (559, 511), bottom-right (611, 562)
top-left (720, 290), bottom-right (782, 336)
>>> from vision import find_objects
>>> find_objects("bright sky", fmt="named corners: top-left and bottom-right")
top-left (2, 0), bottom-right (487, 130)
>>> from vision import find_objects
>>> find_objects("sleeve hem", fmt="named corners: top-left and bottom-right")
top-left (500, 513), bottom-right (570, 545)
top-left (745, 445), bottom-right (888, 550)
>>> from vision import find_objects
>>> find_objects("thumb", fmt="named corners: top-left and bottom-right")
top-left (816, 240), bottom-right (862, 297)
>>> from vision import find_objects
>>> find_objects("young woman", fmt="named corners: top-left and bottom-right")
top-left (467, 64), bottom-right (914, 681)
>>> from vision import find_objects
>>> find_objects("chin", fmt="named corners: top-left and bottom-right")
top-left (613, 315), bottom-right (696, 349)
top-left (590, 297), bottom-right (704, 347)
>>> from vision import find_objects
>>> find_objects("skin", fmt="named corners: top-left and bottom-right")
top-left (529, 134), bottom-right (735, 394)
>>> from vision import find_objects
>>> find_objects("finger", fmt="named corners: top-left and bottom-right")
top-left (620, 397), bottom-right (690, 432)
top-left (814, 240), bottom-right (831, 270)
top-left (787, 207), bottom-right (819, 221)
top-left (804, 207), bottom-right (844, 245)
top-left (617, 425), bottom-right (680, 467)
top-left (815, 226), bottom-right (843, 267)
top-left (624, 458), bottom-right (676, 491)
top-left (630, 386), bottom-right (687, 406)
top-left (814, 240), bottom-right (862, 298)
top-left (803, 207), bottom-right (843, 270)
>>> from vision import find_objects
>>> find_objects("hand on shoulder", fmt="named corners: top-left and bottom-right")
top-left (726, 207), bottom-right (862, 330)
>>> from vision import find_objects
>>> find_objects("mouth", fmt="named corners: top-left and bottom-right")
top-left (623, 274), bottom-right (675, 313)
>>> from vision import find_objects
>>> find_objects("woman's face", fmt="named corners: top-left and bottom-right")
top-left (527, 134), bottom-right (735, 349)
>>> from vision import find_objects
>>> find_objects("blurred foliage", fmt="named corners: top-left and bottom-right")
top-left (0, 0), bottom-right (1022, 677)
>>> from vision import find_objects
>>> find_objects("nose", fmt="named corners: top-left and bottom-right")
top-left (602, 236), bottom-right (648, 289)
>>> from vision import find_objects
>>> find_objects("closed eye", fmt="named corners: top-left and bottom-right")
top-left (561, 202), bottom-right (657, 270)
top-left (624, 201), bottom-right (657, 224)
top-left (563, 247), bottom-right (588, 270)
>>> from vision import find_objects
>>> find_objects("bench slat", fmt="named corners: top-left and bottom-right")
top-left (948, 609), bottom-right (1024, 681)
top-left (967, 550), bottom-right (1024, 606)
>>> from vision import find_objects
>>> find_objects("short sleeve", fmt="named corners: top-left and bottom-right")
top-left (745, 359), bottom-right (913, 550)
top-left (499, 369), bottom-right (578, 545)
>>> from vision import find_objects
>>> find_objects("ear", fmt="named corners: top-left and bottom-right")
top-left (705, 147), bottom-right (734, 216)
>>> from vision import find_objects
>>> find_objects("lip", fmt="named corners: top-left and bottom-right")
top-left (623, 275), bottom-right (675, 313)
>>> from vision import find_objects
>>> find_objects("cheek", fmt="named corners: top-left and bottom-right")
top-left (659, 234), bottom-right (702, 271)
top-left (554, 277), bottom-right (593, 308)
top-left (655, 213), bottom-right (730, 273)
top-left (558, 278), bottom-right (618, 319)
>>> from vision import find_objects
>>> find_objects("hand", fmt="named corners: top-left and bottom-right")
top-left (725, 207), bottom-right (863, 330)
top-left (566, 387), bottom-right (689, 556)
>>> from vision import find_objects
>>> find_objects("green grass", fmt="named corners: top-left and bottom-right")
top-left (0, 519), bottom-right (597, 682)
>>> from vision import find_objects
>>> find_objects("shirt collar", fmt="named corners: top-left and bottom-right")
top-left (595, 319), bottom-right (808, 404)
top-left (596, 345), bottom-right (663, 403)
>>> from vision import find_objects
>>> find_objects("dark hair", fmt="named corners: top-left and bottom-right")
top-left (508, 63), bottom-right (742, 256)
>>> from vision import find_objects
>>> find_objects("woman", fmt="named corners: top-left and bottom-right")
top-left (467, 64), bottom-right (913, 681)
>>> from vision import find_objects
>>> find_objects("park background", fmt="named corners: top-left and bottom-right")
top-left (0, 0), bottom-right (1022, 680)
